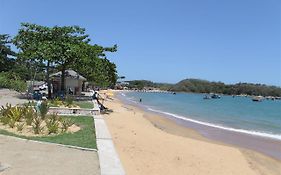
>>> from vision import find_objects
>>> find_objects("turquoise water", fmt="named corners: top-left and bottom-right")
top-left (120, 92), bottom-right (281, 140)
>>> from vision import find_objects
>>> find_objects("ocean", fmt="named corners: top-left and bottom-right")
top-left (119, 91), bottom-right (281, 141)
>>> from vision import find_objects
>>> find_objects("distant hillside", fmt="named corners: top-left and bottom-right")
top-left (126, 80), bottom-right (173, 90)
top-left (171, 79), bottom-right (281, 97)
top-left (125, 79), bottom-right (281, 97)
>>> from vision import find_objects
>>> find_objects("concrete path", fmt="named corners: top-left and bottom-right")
top-left (0, 89), bottom-right (28, 107)
top-left (0, 135), bottom-right (100, 175)
top-left (94, 115), bottom-right (125, 175)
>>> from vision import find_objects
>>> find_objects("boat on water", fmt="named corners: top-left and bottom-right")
top-left (203, 95), bottom-right (211, 99)
top-left (252, 96), bottom-right (263, 102)
top-left (211, 93), bottom-right (221, 99)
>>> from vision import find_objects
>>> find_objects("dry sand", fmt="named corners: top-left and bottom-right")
top-left (103, 95), bottom-right (281, 175)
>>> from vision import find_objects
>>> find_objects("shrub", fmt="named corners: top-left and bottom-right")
top-left (23, 107), bottom-right (36, 126)
top-left (45, 113), bottom-right (60, 134)
top-left (61, 118), bottom-right (74, 132)
top-left (0, 104), bottom-right (12, 125)
top-left (0, 103), bottom-right (12, 117)
top-left (0, 72), bottom-right (27, 92)
top-left (65, 96), bottom-right (74, 107)
top-left (16, 123), bottom-right (25, 132)
top-left (8, 118), bottom-right (16, 128)
top-left (0, 116), bottom-right (10, 125)
top-left (32, 116), bottom-right (44, 134)
top-left (50, 98), bottom-right (64, 107)
top-left (38, 101), bottom-right (49, 120)
top-left (7, 106), bottom-right (22, 128)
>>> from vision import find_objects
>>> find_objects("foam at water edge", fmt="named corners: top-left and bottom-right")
top-left (146, 107), bottom-right (281, 141)
top-left (118, 92), bottom-right (281, 141)
top-left (120, 93), bottom-right (126, 97)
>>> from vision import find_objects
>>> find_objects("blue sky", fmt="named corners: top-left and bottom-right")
top-left (0, 0), bottom-right (280, 86)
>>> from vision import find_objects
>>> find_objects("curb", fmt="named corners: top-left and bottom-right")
top-left (93, 114), bottom-right (126, 175)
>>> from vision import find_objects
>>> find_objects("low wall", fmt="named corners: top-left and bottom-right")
top-left (48, 107), bottom-right (100, 116)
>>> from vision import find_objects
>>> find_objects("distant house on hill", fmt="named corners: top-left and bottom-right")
top-left (50, 69), bottom-right (86, 95)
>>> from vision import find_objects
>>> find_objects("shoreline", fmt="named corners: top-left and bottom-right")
top-left (102, 91), bottom-right (281, 175)
top-left (117, 91), bottom-right (281, 160)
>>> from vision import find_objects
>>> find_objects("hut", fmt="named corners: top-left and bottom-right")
top-left (50, 69), bottom-right (86, 95)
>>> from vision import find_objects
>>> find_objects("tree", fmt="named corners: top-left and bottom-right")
top-left (14, 23), bottom-right (118, 96)
top-left (14, 23), bottom-right (56, 98)
top-left (74, 44), bottom-right (118, 88)
top-left (48, 25), bottom-right (90, 92)
top-left (0, 34), bottom-right (16, 71)
top-left (14, 23), bottom-right (91, 97)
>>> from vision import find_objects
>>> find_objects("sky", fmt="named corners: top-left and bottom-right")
top-left (0, 0), bottom-right (280, 86)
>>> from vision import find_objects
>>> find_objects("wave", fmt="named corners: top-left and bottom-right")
top-left (146, 107), bottom-right (281, 141)
top-left (120, 93), bottom-right (126, 97)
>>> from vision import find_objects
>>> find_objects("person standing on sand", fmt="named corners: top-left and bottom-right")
top-left (139, 98), bottom-right (142, 102)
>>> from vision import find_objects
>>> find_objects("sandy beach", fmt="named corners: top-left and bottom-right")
top-left (102, 92), bottom-right (281, 175)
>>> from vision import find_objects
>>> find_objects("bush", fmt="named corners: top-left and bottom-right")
top-left (65, 96), bottom-right (74, 107)
top-left (23, 107), bottom-right (36, 126)
top-left (61, 118), bottom-right (74, 132)
top-left (16, 123), bottom-right (25, 132)
top-left (50, 98), bottom-right (64, 107)
top-left (0, 103), bottom-right (12, 117)
top-left (7, 106), bottom-right (22, 128)
top-left (32, 116), bottom-right (44, 134)
top-left (45, 113), bottom-right (60, 134)
top-left (38, 101), bottom-right (49, 120)
top-left (0, 72), bottom-right (27, 92)
top-left (0, 116), bottom-right (10, 125)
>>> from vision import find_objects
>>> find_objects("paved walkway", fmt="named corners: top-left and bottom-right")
top-left (0, 89), bottom-right (28, 107)
top-left (94, 114), bottom-right (125, 175)
top-left (0, 135), bottom-right (100, 175)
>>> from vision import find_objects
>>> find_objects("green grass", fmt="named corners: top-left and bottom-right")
top-left (0, 116), bottom-right (97, 149)
top-left (74, 101), bottom-right (94, 109)
top-left (45, 101), bottom-right (94, 109)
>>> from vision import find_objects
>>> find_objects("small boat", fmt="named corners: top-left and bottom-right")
top-left (203, 95), bottom-right (211, 99)
top-left (211, 94), bottom-right (221, 99)
top-left (252, 96), bottom-right (263, 102)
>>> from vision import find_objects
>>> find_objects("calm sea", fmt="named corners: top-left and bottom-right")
top-left (119, 92), bottom-right (281, 141)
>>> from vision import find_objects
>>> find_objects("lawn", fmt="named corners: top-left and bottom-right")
top-left (46, 100), bottom-right (94, 109)
top-left (74, 101), bottom-right (94, 109)
top-left (0, 116), bottom-right (97, 149)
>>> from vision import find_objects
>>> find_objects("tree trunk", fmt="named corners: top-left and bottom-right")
top-left (61, 67), bottom-right (66, 93)
top-left (46, 61), bottom-right (52, 99)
